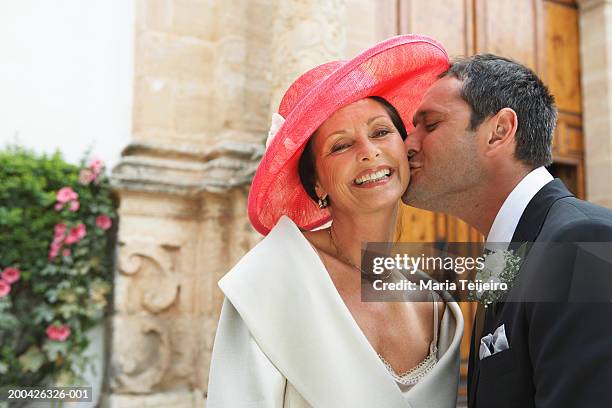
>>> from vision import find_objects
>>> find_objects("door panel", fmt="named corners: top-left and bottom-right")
top-left (395, 0), bottom-right (584, 399)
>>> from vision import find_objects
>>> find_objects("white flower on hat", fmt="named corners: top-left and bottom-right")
top-left (266, 112), bottom-right (286, 149)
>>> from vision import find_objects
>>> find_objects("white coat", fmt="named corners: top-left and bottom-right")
top-left (207, 216), bottom-right (464, 407)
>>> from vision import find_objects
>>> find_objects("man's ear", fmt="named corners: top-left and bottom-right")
top-left (485, 108), bottom-right (518, 156)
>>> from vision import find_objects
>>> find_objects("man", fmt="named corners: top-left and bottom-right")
top-left (403, 54), bottom-right (612, 407)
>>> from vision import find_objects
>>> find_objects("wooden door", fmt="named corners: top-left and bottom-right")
top-left (389, 0), bottom-right (584, 400)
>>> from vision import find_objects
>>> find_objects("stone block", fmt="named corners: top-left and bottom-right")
top-left (172, 0), bottom-right (216, 41)
top-left (133, 76), bottom-right (174, 132)
top-left (136, 32), bottom-right (214, 82)
top-left (101, 389), bottom-right (204, 408)
top-left (139, 0), bottom-right (173, 32)
top-left (586, 159), bottom-right (612, 201)
top-left (174, 81), bottom-right (214, 134)
top-left (215, 0), bottom-right (249, 36)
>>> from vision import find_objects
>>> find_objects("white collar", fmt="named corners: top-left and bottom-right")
top-left (486, 167), bottom-right (554, 248)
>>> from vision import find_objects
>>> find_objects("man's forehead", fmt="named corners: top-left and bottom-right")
top-left (413, 77), bottom-right (463, 119)
top-left (422, 76), bottom-right (462, 104)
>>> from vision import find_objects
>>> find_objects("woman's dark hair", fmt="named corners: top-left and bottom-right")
top-left (298, 96), bottom-right (408, 203)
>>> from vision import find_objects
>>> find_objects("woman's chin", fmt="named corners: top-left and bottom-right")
top-left (353, 190), bottom-right (404, 212)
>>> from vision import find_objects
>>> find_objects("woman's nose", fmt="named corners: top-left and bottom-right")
top-left (357, 138), bottom-right (381, 161)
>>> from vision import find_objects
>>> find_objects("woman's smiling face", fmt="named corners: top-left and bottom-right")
top-left (310, 98), bottom-right (410, 215)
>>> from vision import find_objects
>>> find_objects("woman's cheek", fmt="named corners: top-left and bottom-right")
top-left (401, 164), bottom-right (410, 189)
top-left (319, 163), bottom-right (348, 195)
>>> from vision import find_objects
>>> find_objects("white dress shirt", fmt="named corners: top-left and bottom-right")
top-left (486, 166), bottom-right (554, 248)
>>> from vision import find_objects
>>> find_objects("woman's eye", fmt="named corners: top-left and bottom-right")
top-left (373, 129), bottom-right (390, 137)
top-left (331, 143), bottom-right (350, 153)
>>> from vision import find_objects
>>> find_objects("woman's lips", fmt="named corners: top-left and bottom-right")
top-left (353, 168), bottom-right (395, 188)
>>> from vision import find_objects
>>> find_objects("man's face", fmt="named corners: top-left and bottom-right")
top-left (402, 76), bottom-right (484, 211)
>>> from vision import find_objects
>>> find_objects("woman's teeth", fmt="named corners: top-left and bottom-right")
top-left (354, 169), bottom-right (391, 185)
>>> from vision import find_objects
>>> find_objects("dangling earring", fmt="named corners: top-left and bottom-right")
top-left (318, 195), bottom-right (328, 209)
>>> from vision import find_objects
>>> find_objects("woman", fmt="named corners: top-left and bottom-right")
top-left (207, 35), bottom-right (464, 407)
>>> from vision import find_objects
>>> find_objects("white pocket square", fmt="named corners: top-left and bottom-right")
top-left (479, 324), bottom-right (510, 360)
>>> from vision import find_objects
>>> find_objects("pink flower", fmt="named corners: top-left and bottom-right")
top-left (65, 223), bottom-right (87, 245)
top-left (54, 223), bottom-right (67, 238)
top-left (96, 215), bottom-right (112, 231)
top-left (76, 223), bottom-right (87, 238)
top-left (62, 249), bottom-right (71, 257)
top-left (2, 267), bottom-right (20, 284)
top-left (48, 244), bottom-right (60, 260)
top-left (56, 187), bottom-right (78, 204)
top-left (0, 279), bottom-right (10, 298)
top-left (79, 169), bottom-right (95, 185)
top-left (46, 324), bottom-right (71, 342)
top-left (90, 158), bottom-right (104, 175)
top-left (69, 201), bottom-right (80, 212)
top-left (49, 236), bottom-right (63, 260)
top-left (54, 202), bottom-right (64, 211)
top-left (64, 235), bottom-right (77, 245)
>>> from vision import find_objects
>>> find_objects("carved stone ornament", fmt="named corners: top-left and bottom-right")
top-left (118, 240), bottom-right (181, 314)
top-left (111, 140), bottom-right (264, 196)
top-left (109, 316), bottom-right (172, 393)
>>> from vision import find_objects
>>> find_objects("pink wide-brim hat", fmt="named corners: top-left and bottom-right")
top-left (248, 34), bottom-right (449, 235)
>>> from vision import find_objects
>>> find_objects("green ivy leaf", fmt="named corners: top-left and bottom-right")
top-left (0, 146), bottom-right (116, 387)
top-left (42, 340), bottom-right (69, 361)
top-left (59, 303), bottom-right (79, 319)
top-left (0, 312), bottom-right (19, 330)
top-left (32, 304), bottom-right (55, 324)
top-left (18, 346), bottom-right (45, 373)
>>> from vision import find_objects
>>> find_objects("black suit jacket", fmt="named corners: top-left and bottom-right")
top-left (468, 179), bottom-right (612, 408)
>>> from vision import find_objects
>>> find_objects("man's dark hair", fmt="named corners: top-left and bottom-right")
top-left (298, 96), bottom-right (407, 203)
top-left (440, 54), bottom-right (557, 168)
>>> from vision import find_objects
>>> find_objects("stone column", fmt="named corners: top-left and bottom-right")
top-left (269, 0), bottom-right (347, 112)
top-left (103, 0), bottom-right (348, 406)
top-left (578, 0), bottom-right (612, 208)
top-left (102, 1), bottom-right (266, 406)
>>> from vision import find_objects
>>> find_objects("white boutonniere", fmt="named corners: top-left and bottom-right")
top-left (468, 244), bottom-right (526, 308)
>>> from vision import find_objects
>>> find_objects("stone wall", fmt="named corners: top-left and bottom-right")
top-left (105, 0), bottom-right (390, 406)
top-left (579, 0), bottom-right (612, 208)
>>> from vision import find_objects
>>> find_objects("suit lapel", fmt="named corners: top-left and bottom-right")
top-left (510, 178), bottom-right (573, 244)
top-left (469, 178), bottom-right (573, 406)
top-left (493, 179), bottom-right (573, 325)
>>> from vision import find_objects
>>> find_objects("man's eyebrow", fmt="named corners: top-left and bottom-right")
top-left (412, 111), bottom-right (426, 127)
top-left (412, 110), bottom-right (443, 127)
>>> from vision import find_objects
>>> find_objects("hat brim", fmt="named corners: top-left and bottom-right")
top-left (249, 35), bottom-right (449, 235)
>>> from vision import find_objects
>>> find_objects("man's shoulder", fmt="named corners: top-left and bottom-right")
top-left (540, 196), bottom-right (612, 241)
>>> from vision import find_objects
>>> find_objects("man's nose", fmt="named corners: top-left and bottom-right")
top-left (404, 132), bottom-right (423, 158)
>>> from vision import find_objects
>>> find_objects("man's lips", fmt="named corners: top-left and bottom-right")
top-left (409, 163), bottom-right (423, 170)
